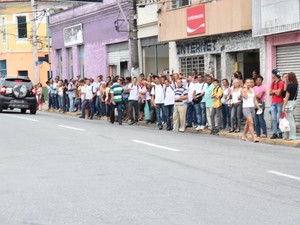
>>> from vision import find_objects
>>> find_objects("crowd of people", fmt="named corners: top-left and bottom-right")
top-left (41, 69), bottom-right (298, 142)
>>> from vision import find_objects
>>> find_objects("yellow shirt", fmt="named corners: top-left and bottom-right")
top-left (212, 87), bottom-right (223, 108)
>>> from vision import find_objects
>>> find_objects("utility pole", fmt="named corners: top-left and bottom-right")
top-left (31, 0), bottom-right (39, 84)
top-left (128, 0), bottom-right (139, 77)
top-left (46, 8), bottom-right (52, 79)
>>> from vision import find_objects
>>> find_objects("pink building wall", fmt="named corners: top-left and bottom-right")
top-left (265, 31), bottom-right (300, 105)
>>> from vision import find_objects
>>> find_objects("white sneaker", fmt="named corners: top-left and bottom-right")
top-left (200, 125), bottom-right (205, 130)
top-left (195, 125), bottom-right (201, 131)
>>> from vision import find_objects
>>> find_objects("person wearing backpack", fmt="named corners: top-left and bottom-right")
top-left (269, 69), bottom-right (284, 139)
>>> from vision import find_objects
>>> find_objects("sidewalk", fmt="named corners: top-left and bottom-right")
top-left (42, 108), bottom-right (300, 148)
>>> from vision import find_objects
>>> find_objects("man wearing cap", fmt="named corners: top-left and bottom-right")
top-left (269, 69), bottom-right (284, 139)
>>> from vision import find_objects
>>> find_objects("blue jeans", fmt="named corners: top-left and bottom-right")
top-left (110, 102), bottom-right (123, 125)
top-left (58, 96), bottom-right (64, 110)
top-left (186, 102), bottom-right (194, 126)
top-left (63, 94), bottom-right (69, 112)
top-left (164, 104), bottom-right (174, 129)
top-left (100, 101), bottom-right (106, 116)
top-left (81, 99), bottom-right (95, 118)
top-left (69, 96), bottom-right (75, 112)
top-left (254, 103), bottom-right (267, 136)
top-left (222, 104), bottom-right (231, 129)
top-left (155, 103), bottom-right (165, 127)
top-left (51, 93), bottom-right (58, 109)
top-left (270, 103), bottom-right (283, 135)
top-left (96, 96), bottom-right (101, 116)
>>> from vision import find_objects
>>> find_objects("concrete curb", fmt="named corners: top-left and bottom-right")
top-left (43, 110), bottom-right (300, 148)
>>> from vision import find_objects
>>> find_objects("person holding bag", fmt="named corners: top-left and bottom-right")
top-left (282, 72), bottom-right (298, 141)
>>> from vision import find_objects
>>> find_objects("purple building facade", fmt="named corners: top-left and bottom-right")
top-left (49, 0), bottom-right (129, 80)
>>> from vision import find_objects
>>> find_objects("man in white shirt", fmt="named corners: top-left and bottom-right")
top-left (192, 75), bottom-right (207, 130)
top-left (151, 75), bottom-right (165, 130)
top-left (186, 75), bottom-right (196, 128)
top-left (164, 79), bottom-right (175, 131)
top-left (79, 78), bottom-right (96, 119)
top-left (127, 77), bottom-right (139, 125)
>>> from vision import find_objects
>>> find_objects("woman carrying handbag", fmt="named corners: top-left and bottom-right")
top-left (282, 72), bottom-right (298, 141)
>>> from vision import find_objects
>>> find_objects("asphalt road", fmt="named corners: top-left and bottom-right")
top-left (0, 110), bottom-right (299, 225)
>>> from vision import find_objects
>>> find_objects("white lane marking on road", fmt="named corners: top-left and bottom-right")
top-left (132, 140), bottom-right (180, 152)
top-left (58, 125), bottom-right (86, 131)
top-left (3, 115), bottom-right (39, 122)
top-left (267, 171), bottom-right (300, 181)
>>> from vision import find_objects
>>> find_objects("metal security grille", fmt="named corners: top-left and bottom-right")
top-left (179, 56), bottom-right (204, 77)
top-left (276, 44), bottom-right (300, 128)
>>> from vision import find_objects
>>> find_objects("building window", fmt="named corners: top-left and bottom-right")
top-left (79, 45), bottom-right (85, 78)
top-left (1, 17), bottom-right (6, 42)
top-left (180, 56), bottom-right (204, 76)
top-left (18, 70), bottom-right (28, 77)
top-left (170, 0), bottom-right (190, 9)
top-left (67, 48), bottom-right (73, 79)
top-left (0, 60), bottom-right (7, 77)
top-left (17, 16), bottom-right (27, 39)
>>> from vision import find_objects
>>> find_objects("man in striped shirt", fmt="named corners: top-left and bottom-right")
top-left (173, 79), bottom-right (188, 132)
top-left (110, 77), bottom-right (124, 125)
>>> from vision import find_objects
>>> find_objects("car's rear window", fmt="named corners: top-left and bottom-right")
top-left (4, 79), bottom-right (33, 89)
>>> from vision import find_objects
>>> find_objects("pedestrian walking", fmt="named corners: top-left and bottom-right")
top-left (253, 75), bottom-right (267, 137)
top-left (241, 78), bottom-right (262, 143)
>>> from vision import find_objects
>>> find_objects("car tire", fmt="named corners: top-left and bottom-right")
top-left (30, 108), bottom-right (37, 115)
top-left (0, 107), bottom-right (3, 113)
top-left (21, 109), bottom-right (27, 114)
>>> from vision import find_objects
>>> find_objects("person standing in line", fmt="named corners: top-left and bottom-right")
top-left (95, 75), bottom-right (103, 117)
top-left (196, 74), bottom-right (207, 130)
top-left (229, 79), bottom-right (242, 133)
top-left (63, 79), bottom-right (69, 112)
top-left (80, 78), bottom-right (96, 119)
top-left (210, 79), bottom-right (223, 134)
top-left (49, 79), bottom-right (58, 110)
top-left (110, 77), bottom-right (123, 125)
top-left (253, 75), bottom-right (267, 138)
top-left (204, 75), bottom-right (214, 130)
top-left (151, 75), bottom-right (165, 130)
top-left (173, 79), bottom-right (188, 132)
top-left (164, 79), bottom-right (175, 131)
top-left (68, 79), bottom-right (77, 112)
top-left (241, 78), bottom-right (262, 143)
top-left (100, 82), bottom-right (107, 116)
top-left (123, 77), bottom-right (131, 121)
top-left (46, 80), bottom-right (52, 110)
top-left (127, 77), bottom-right (139, 125)
top-left (57, 81), bottom-right (64, 112)
top-left (221, 79), bottom-right (231, 130)
top-left (138, 79), bottom-right (147, 121)
top-left (186, 75), bottom-right (196, 128)
top-left (282, 72), bottom-right (298, 141)
top-left (269, 69), bottom-right (285, 139)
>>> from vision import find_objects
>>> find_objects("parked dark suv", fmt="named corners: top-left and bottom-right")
top-left (0, 77), bottom-right (37, 114)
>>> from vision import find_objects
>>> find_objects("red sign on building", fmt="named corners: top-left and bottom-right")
top-left (187, 5), bottom-right (206, 36)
